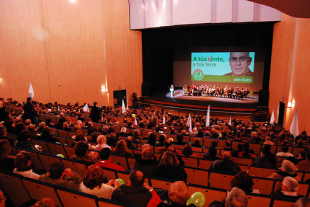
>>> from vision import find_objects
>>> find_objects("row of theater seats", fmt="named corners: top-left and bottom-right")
top-left (1, 164), bottom-right (309, 207)
top-left (10, 140), bottom-right (310, 195)
top-left (27, 122), bottom-right (308, 158)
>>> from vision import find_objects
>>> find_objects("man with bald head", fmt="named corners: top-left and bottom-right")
top-left (158, 181), bottom-right (196, 207)
top-left (112, 170), bottom-right (161, 207)
top-left (209, 151), bottom-right (241, 175)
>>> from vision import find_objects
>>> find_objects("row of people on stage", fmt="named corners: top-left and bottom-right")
top-left (183, 84), bottom-right (250, 99)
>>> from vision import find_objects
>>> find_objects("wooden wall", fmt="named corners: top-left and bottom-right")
top-left (269, 14), bottom-right (310, 132)
top-left (0, 0), bottom-right (142, 106)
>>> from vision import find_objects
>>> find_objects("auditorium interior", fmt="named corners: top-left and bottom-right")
top-left (0, 0), bottom-right (310, 207)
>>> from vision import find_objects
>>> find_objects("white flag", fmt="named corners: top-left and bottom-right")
top-left (270, 110), bottom-right (275, 125)
top-left (83, 104), bottom-right (89, 112)
top-left (163, 114), bottom-right (166, 124)
top-left (29, 82), bottom-right (35, 98)
top-left (135, 117), bottom-right (138, 125)
top-left (187, 114), bottom-right (192, 133)
top-left (229, 117), bottom-right (232, 126)
top-left (290, 110), bottom-right (299, 137)
top-left (122, 99), bottom-right (126, 114)
top-left (206, 105), bottom-right (210, 127)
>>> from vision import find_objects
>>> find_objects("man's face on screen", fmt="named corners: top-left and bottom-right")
top-left (229, 52), bottom-right (252, 76)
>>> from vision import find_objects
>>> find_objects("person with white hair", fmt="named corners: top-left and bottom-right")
top-left (269, 160), bottom-right (301, 181)
top-left (95, 135), bottom-right (110, 151)
top-left (272, 177), bottom-right (302, 202)
top-left (295, 197), bottom-right (310, 207)
top-left (226, 187), bottom-right (248, 207)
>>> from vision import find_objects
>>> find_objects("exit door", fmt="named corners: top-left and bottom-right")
top-left (113, 90), bottom-right (127, 107)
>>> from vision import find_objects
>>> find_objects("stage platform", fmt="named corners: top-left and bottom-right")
top-left (142, 89), bottom-right (259, 112)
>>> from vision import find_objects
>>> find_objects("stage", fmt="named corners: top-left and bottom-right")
top-left (142, 89), bottom-right (259, 112)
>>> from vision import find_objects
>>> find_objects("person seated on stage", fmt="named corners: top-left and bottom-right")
top-left (272, 177), bottom-right (303, 202)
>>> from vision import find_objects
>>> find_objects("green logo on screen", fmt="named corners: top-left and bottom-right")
top-left (193, 69), bottom-right (204, 80)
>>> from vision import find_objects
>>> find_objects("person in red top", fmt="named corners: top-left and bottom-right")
top-left (95, 148), bottom-right (125, 172)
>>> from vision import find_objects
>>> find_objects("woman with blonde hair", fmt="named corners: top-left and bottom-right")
top-left (155, 151), bottom-right (187, 182)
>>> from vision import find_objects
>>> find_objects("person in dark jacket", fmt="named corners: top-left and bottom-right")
top-left (155, 151), bottom-right (187, 182)
top-left (112, 170), bottom-right (161, 207)
top-left (90, 102), bottom-right (101, 123)
top-left (22, 97), bottom-right (38, 125)
top-left (209, 151), bottom-right (241, 175)
top-left (132, 144), bottom-right (158, 177)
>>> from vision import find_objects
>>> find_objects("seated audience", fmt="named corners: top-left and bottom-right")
top-left (0, 126), bottom-right (14, 145)
top-left (209, 151), bottom-right (241, 175)
top-left (95, 135), bottom-right (110, 151)
top-left (0, 139), bottom-right (15, 171)
top-left (112, 140), bottom-right (133, 157)
top-left (155, 151), bottom-right (187, 182)
top-left (242, 143), bottom-right (255, 158)
top-left (146, 133), bottom-right (157, 146)
top-left (297, 152), bottom-right (310, 172)
top-left (182, 144), bottom-right (197, 158)
top-left (31, 198), bottom-right (56, 207)
top-left (132, 144), bottom-right (158, 177)
top-left (226, 187), bottom-right (248, 207)
top-left (231, 171), bottom-right (259, 194)
top-left (276, 145), bottom-right (293, 157)
top-left (158, 181), bottom-right (196, 207)
top-left (174, 134), bottom-right (187, 145)
top-left (15, 130), bottom-right (36, 151)
top-left (156, 138), bottom-right (173, 154)
top-left (295, 197), bottom-right (310, 207)
top-left (112, 170), bottom-right (161, 207)
top-left (39, 163), bottom-right (83, 190)
top-left (231, 143), bottom-right (244, 157)
top-left (13, 151), bottom-right (40, 179)
top-left (252, 148), bottom-right (275, 169)
top-left (39, 127), bottom-right (59, 143)
top-left (79, 165), bottom-right (116, 199)
top-left (70, 141), bottom-right (97, 166)
top-left (191, 138), bottom-right (203, 148)
top-left (203, 147), bottom-right (220, 161)
top-left (272, 177), bottom-right (303, 202)
top-left (95, 148), bottom-right (125, 171)
top-left (263, 136), bottom-right (274, 145)
top-left (269, 160), bottom-right (301, 181)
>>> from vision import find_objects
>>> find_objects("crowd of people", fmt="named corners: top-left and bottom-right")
top-left (183, 84), bottom-right (250, 99)
top-left (0, 97), bottom-right (310, 207)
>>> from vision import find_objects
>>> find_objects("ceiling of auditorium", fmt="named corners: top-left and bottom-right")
top-left (248, 0), bottom-right (310, 18)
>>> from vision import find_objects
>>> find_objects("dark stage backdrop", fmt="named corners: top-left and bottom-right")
top-left (142, 23), bottom-right (274, 94)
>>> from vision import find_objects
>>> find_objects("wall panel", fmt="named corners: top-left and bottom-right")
top-left (269, 14), bottom-right (310, 132)
top-left (0, 0), bottom-right (142, 107)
